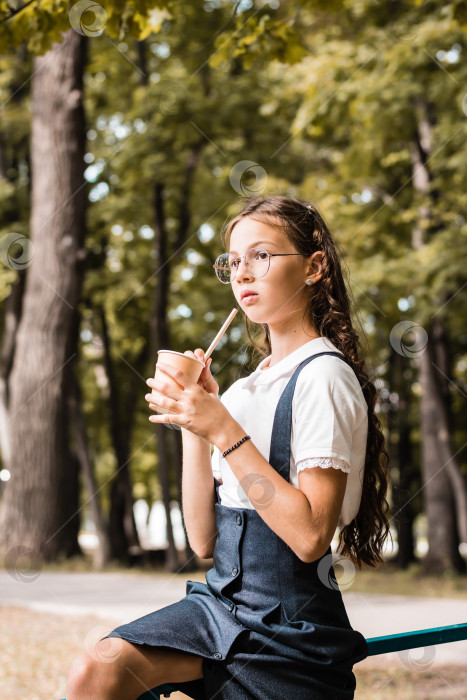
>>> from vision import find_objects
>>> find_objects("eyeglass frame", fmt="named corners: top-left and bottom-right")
top-left (212, 247), bottom-right (305, 284)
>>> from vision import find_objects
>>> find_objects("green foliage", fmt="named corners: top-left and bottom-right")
top-left (209, 12), bottom-right (309, 69)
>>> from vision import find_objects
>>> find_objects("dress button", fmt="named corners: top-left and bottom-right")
top-left (231, 566), bottom-right (238, 576)
top-left (213, 652), bottom-right (222, 659)
top-left (236, 515), bottom-right (242, 525)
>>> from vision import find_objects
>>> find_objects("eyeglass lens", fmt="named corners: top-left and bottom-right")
top-left (215, 248), bottom-right (269, 283)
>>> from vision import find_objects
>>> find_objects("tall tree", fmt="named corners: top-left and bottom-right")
top-left (410, 96), bottom-right (467, 571)
top-left (0, 29), bottom-right (88, 560)
top-left (284, 0), bottom-right (467, 572)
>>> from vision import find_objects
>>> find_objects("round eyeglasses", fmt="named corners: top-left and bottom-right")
top-left (213, 247), bottom-right (304, 284)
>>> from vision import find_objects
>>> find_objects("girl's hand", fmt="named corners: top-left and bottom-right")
top-left (184, 348), bottom-right (219, 396)
top-left (144, 357), bottom-right (227, 442)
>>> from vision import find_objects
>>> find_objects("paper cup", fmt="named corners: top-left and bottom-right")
top-left (150, 350), bottom-right (205, 414)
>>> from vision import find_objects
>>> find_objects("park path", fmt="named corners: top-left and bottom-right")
top-left (1, 570), bottom-right (466, 667)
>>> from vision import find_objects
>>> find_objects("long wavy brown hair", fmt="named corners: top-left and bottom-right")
top-left (221, 195), bottom-right (392, 570)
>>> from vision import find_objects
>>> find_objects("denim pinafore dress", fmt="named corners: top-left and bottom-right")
top-left (104, 351), bottom-right (368, 699)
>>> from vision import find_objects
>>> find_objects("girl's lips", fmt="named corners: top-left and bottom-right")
top-left (242, 293), bottom-right (259, 304)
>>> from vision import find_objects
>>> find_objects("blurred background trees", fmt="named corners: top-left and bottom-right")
top-left (0, 0), bottom-right (466, 575)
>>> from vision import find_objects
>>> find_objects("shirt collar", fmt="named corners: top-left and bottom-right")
top-left (242, 336), bottom-right (342, 389)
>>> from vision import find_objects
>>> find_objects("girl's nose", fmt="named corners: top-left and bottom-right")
top-left (235, 256), bottom-right (254, 282)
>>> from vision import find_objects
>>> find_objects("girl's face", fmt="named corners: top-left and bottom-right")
top-left (228, 216), bottom-right (316, 329)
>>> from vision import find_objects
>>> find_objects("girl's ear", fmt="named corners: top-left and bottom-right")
top-left (305, 250), bottom-right (324, 281)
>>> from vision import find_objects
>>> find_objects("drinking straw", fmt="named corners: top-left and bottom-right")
top-left (204, 308), bottom-right (238, 361)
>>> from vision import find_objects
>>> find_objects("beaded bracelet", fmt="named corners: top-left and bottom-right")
top-left (222, 435), bottom-right (251, 458)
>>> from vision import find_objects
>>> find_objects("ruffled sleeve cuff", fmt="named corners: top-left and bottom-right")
top-left (296, 456), bottom-right (351, 474)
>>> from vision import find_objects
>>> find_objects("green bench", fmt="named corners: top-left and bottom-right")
top-left (363, 621), bottom-right (467, 655)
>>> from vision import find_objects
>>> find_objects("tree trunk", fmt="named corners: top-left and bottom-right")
top-left (410, 97), bottom-right (467, 573)
top-left (68, 367), bottom-right (111, 568)
top-left (100, 306), bottom-right (141, 564)
top-left (394, 403), bottom-right (417, 568)
top-left (148, 139), bottom-right (205, 571)
top-left (172, 142), bottom-right (205, 571)
top-left (388, 347), bottom-right (417, 569)
top-left (430, 312), bottom-right (467, 551)
top-left (0, 29), bottom-right (88, 561)
top-left (150, 182), bottom-right (180, 572)
top-left (417, 338), bottom-right (464, 572)
top-left (58, 306), bottom-right (84, 558)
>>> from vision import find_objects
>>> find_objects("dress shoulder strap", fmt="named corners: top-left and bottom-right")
top-left (268, 352), bottom-right (354, 481)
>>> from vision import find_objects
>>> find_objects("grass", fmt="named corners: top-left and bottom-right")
top-left (338, 559), bottom-right (467, 599)
top-left (354, 662), bottom-right (467, 699)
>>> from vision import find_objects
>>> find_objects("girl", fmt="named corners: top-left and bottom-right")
top-left (66, 195), bottom-right (391, 700)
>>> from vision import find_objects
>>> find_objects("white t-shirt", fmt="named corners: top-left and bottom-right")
top-left (211, 337), bottom-right (368, 528)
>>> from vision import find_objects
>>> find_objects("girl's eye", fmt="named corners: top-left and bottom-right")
top-left (230, 258), bottom-right (240, 269)
top-left (256, 251), bottom-right (268, 260)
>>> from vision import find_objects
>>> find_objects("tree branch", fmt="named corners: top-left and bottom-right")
top-left (0, 0), bottom-right (37, 25)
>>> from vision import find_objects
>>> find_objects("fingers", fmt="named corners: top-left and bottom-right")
top-left (145, 376), bottom-right (182, 399)
top-left (184, 348), bottom-right (204, 359)
top-left (194, 348), bottom-right (206, 363)
top-left (186, 348), bottom-right (212, 372)
top-left (195, 349), bottom-right (212, 370)
top-left (144, 387), bottom-right (164, 405)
